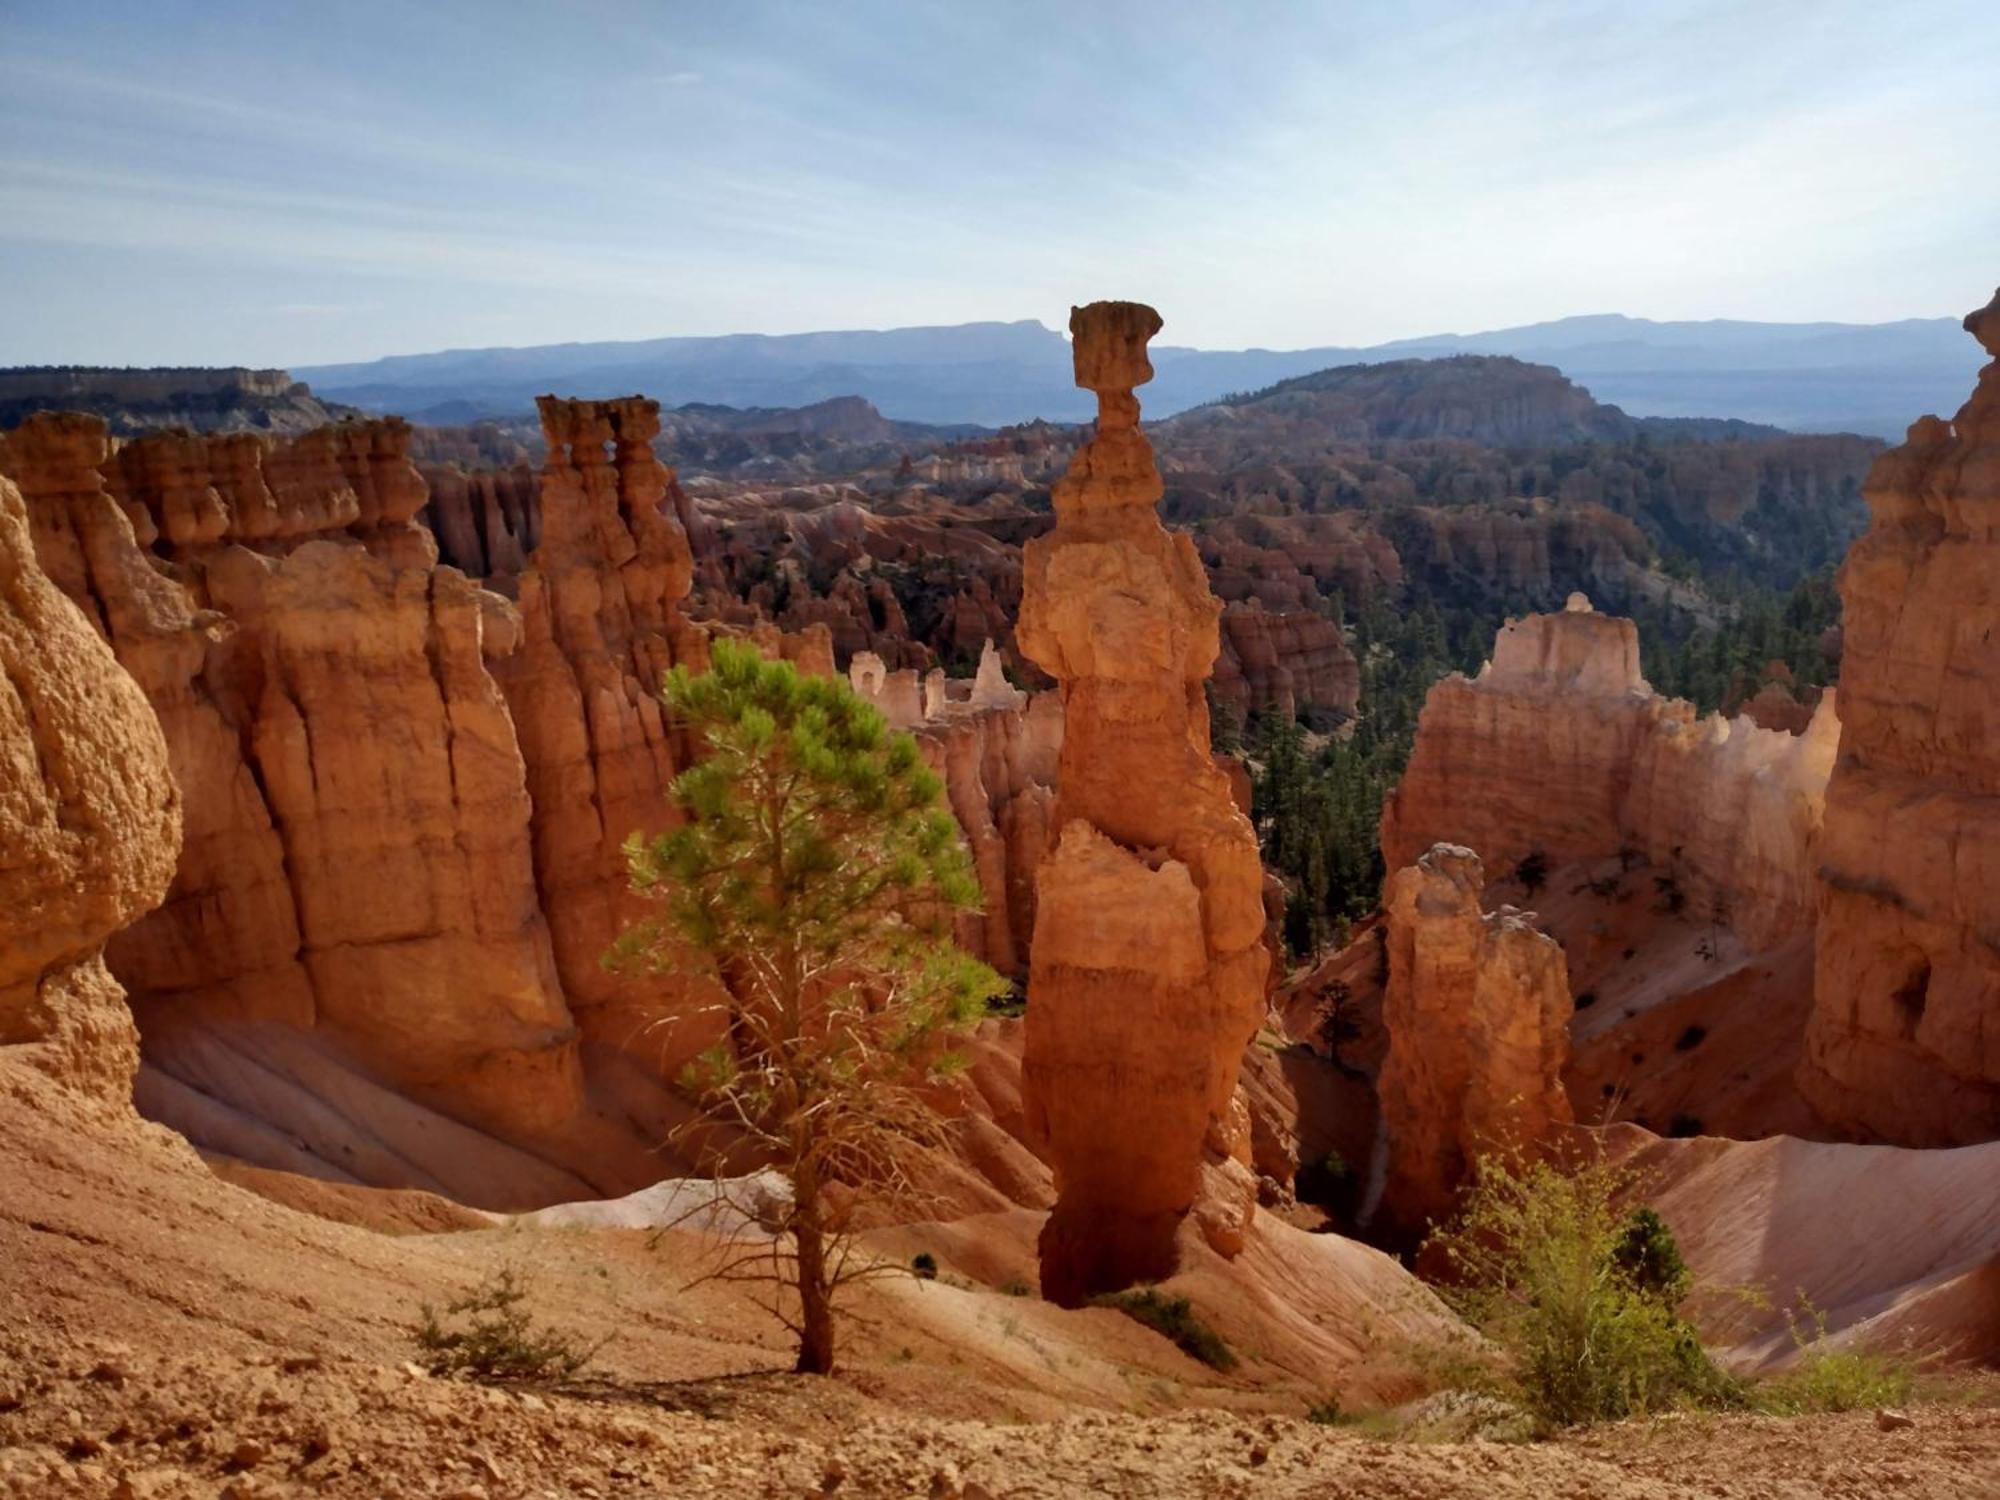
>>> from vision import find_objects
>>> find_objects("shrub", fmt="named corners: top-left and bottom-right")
top-left (911, 1252), bottom-right (938, 1281)
top-left (412, 1268), bottom-right (605, 1382)
top-left (1574, 989), bottom-right (1598, 1010)
top-left (1304, 1394), bottom-right (1346, 1425)
top-left (1757, 1304), bottom-right (1915, 1414)
top-left (1667, 1113), bottom-right (1705, 1138)
top-left (1294, 1149), bottom-right (1354, 1210)
top-left (1424, 1155), bottom-right (1740, 1429)
top-left (1674, 1024), bottom-right (1708, 1052)
top-left (1611, 1206), bottom-right (1691, 1302)
top-left (1092, 1289), bottom-right (1238, 1371)
top-left (999, 1277), bottom-right (1031, 1298)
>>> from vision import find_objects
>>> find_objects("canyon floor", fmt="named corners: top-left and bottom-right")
top-left (5, 1062), bottom-right (1997, 1500)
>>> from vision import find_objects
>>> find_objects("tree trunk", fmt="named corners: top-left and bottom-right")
top-left (793, 1211), bottom-right (836, 1374)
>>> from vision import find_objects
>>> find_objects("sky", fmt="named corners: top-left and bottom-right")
top-left (2, 0), bottom-right (1995, 367)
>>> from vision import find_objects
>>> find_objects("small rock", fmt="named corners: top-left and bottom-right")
top-left (65, 1434), bottom-right (104, 1460)
top-left (1875, 1407), bottom-right (1915, 1432)
top-left (439, 1489), bottom-right (489, 1500)
top-left (518, 1392), bottom-right (548, 1412)
top-left (279, 1354), bottom-right (323, 1375)
top-left (1248, 1444), bottom-right (1270, 1467)
top-left (231, 1438), bottom-right (268, 1469)
top-left (821, 1455), bottom-right (849, 1492)
top-left (0, 1388), bottom-right (22, 1413)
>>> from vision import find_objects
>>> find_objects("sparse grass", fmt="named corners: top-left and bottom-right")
top-left (1754, 1304), bottom-right (1916, 1415)
top-left (412, 1268), bottom-right (607, 1382)
top-left (999, 1276), bottom-right (1031, 1297)
top-left (1091, 1289), bottom-right (1238, 1372)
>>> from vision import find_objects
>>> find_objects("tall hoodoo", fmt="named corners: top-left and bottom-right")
top-left (1016, 303), bottom-right (1269, 1303)
top-left (1802, 289), bottom-right (2000, 1145)
top-left (1375, 844), bottom-right (1573, 1236)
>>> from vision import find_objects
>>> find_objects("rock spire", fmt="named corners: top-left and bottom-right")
top-left (1016, 302), bottom-right (1269, 1303)
top-left (1802, 288), bottom-right (2000, 1144)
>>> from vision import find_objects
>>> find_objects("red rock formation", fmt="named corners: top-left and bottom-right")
top-left (1374, 844), bottom-right (1573, 1233)
top-left (1016, 303), bottom-right (1269, 1303)
top-left (419, 460), bottom-right (539, 582)
top-left (492, 396), bottom-right (716, 1076)
top-left (0, 472), bottom-right (179, 1101)
top-left (1380, 595), bottom-right (1839, 950)
top-left (0, 413), bottom-right (664, 1204)
top-left (1212, 602), bottom-right (1359, 720)
top-left (1802, 292), bottom-right (2000, 1146)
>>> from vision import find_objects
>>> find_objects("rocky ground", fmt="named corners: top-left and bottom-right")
top-left (5, 1333), bottom-right (1996, 1498)
top-left (5, 1064), bottom-right (1997, 1500)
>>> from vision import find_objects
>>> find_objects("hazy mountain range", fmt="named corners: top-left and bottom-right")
top-left (298, 312), bottom-right (1980, 439)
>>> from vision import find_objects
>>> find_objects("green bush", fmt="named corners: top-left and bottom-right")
top-left (1425, 1156), bottom-right (1740, 1429)
top-left (1092, 1289), bottom-right (1238, 1372)
top-left (1756, 1304), bottom-right (1915, 1414)
top-left (413, 1268), bottom-right (605, 1382)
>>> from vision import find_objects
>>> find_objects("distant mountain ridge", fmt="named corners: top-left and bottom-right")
top-left (296, 311), bottom-right (1980, 438)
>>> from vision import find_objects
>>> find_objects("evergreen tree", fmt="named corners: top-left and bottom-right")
top-left (608, 641), bottom-right (1005, 1374)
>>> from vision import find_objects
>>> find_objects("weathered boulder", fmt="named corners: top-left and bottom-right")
top-left (1017, 302), bottom-right (1269, 1303)
top-left (0, 472), bottom-right (178, 1100)
top-left (1802, 291), bottom-right (2000, 1145)
top-left (1375, 844), bottom-right (1573, 1233)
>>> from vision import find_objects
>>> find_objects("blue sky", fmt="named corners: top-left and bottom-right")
top-left (2, 0), bottom-right (1995, 366)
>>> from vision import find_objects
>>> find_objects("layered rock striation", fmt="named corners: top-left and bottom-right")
top-left (1380, 594), bottom-right (1839, 950)
top-left (0, 472), bottom-right (180, 1101)
top-left (1375, 844), bottom-right (1572, 1233)
top-left (1016, 303), bottom-right (1269, 1303)
top-left (1802, 293), bottom-right (2000, 1146)
top-left (0, 411), bottom-right (664, 1203)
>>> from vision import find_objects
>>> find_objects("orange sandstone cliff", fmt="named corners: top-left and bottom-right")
top-left (1015, 303), bottom-right (1270, 1303)
top-left (1380, 593), bottom-right (1838, 951)
top-left (1373, 844), bottom-right (1573, 1234)
top-left (0, 471), bottom-right (179, 1102)
top-left (1801, 292), bottom-right (2000, 1146)
top-left (0, 412), bottom-right (667, 1204)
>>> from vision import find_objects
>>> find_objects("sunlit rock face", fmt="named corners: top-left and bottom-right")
top-left (1016, 303), bottom-right (1269, 1304)
top-left (1374, 844), bottom-right (1572, 1236)
top-left (0, 471), bottom-right (179, 1103)
top-left (1380, 593), bottom-right (1839, 952)
top-left (1802, 291), bottom-right (2000, 1147)
top-left (0, 414), bottom-right (595, 1149)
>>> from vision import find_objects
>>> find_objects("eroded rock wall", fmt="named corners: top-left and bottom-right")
top-left (1802, 294), bottom-right (2000, 1146)
top-left (0, 414), bottom-right (650, 1203)
top-left (1380, 594), bottom-right (1838, 950)
top-left (0, 472), bottom-right (179, 1102)
top-left (1375, 844), bottom-right (1572, 1233)
top-left (1016, 303), bottom-right (1269, 1303)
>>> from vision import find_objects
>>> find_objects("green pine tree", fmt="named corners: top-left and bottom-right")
top-left (607, 640), bottom-right (1006, 1374)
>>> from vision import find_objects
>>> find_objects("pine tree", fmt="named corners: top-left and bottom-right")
top-left (607, 641), bottom-right (1006, 1374)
